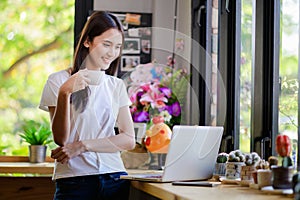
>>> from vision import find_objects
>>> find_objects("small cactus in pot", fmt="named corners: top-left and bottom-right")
top-left (244, 152), bottom-right (261, 166)
top-left (241, 152), bottom-right (261, 183)
top-left (225, 150), bottom-right (246, 179)
top-left (275, 134), bottom-right (293, 167)
top-left (216, 152), bottom-right (229, 163)
top-left (214, 152), bottom-right (228, 177)
top-left (228, 149), bottom-right (245, 163)
top-left (271, 134), bottom-right (294, 189)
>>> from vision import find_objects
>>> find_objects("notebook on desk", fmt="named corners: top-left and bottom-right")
top-left (120, 125), bottom-right (224, 182)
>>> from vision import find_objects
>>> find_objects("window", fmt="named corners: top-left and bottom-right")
top-left (0, 1), bottom-right (75, 156)
top-left (279, 0), bottom-right (299, 168)
top-left (218, 0), bottom-right (300, 168)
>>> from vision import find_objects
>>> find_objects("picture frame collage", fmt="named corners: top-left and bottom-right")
top-left (111, 12), bottom-right (152, 77)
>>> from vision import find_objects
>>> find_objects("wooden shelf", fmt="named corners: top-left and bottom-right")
top-left (0, 156), bottom-right (54, 174)
top-left (0, 155), bottom-right (54, 162)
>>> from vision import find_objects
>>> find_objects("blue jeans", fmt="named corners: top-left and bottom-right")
top-left (54, 172), bottom-right (130, 200)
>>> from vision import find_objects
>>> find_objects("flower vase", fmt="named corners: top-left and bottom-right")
top-left (144, 116), bottom-right (172, 170)
top-left (144, 116), bottom-right (172, 154)
top-left (148, 153), bottom-right (167, 170)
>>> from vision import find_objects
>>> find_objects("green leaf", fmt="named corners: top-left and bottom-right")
top-left (18, 119), bottom-right (53, 145)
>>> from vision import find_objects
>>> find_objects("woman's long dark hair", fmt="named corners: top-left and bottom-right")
top-left (71, 11), bottom-right (124, 112)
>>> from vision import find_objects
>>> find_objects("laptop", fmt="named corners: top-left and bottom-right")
top-left (120, 125), bottom-right (224, 182)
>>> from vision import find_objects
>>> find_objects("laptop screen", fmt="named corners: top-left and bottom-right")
top-left (162, 126), bottom-right (223, 182)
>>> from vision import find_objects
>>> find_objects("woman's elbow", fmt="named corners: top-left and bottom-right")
top-left (125, 137), bottom-right (136, 150)
top-left (52, 127), bottom-right (68, 146)
top-left (54, 137), bottom-right (65, 147)
top-left (52, 131), bottom-right (66, 146)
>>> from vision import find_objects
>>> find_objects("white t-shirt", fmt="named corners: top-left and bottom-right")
top-left (39, 69), bottom-right (132, 180)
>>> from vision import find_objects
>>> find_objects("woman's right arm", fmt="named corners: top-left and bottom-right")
top-left (49, 71), bottom-right (89, 146)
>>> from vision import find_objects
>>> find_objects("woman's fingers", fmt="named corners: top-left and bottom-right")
top-left (51, 148), bottom-right (71, 163)
top-left (51, 147), bottom-right (62, 158)
top-left (56, 153), bottom-right (69, 164)
top-left (72, 72), bottom-right (89, 91)
top-left (61, 70), bottom-right (90, 93)
top-left (51, 142), bottom-right (83, 163)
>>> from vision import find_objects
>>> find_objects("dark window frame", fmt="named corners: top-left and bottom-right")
top-left (74, 0), bottom-right (93, 49)
top-left (191, 0), bottom-right (213, 126)
top-left (251, 0), bottom-right (280, 159)
top-left (217, 0), bottom-right (280, 159)
top-left (217, 0), bottom-right (241, 152)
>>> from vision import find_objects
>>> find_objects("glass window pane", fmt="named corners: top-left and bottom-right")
top-left (0, 1), bottom-right (74, 156)
top-left (240, 0), bottom-right (253, 153)
top-left (279, 0), bottom-right (299, 168)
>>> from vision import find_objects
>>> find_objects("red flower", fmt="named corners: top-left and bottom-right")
top-left (276, 134), bottom-right (291, 157)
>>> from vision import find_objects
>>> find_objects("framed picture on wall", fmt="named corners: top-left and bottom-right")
top-left (120, 56), bottom-right (140, 72)
top-left (141, 39), bottom-right (150, 54)
top-left (123, 38), bottom-right (140, 54)
top-left (107, 11), bottom-right (152, 77)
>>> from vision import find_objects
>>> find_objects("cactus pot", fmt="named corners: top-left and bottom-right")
top-left (225, 162), bottom-right (245, 179)
top-left (214, 163), bottom-right (227, 176)
top-left (271, 165), bottom-right (294, 189)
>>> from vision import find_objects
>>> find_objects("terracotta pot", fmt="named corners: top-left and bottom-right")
top-left (241, 165), bottom-right (256, 181)
top-left (271, 165), bottom-right (294, 189)
top-left (252, 171), bottom-right (258, 184)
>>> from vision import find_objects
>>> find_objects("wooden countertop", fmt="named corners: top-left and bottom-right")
top-left (0, 157), bottom-right (294, 200)
top-left (131, 181), bottom-right (293, 200)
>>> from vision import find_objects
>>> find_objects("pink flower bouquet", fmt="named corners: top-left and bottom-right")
top-left (126, 61), bottom-right (189, 129)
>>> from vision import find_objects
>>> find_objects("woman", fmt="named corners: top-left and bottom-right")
top-left (39, 11), bottom-right (135, 200)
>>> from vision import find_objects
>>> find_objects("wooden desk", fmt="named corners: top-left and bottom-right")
top-left (130, 180), bottom-right (294, 200)
top-left (0, 158), bottom-right (294, 200)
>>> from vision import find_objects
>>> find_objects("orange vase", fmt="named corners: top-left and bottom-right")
top-left (144, 116), bottom-right (172, 153)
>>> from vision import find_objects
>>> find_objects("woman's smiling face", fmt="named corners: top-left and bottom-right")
top-left (85, 28), bottom-right (123, 70)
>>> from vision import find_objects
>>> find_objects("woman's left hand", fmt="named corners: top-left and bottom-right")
top-left (51, 141), bottom-right (86, 164)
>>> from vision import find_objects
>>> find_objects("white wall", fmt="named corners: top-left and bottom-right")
top-left (94, 0), bottom-right (152, 13)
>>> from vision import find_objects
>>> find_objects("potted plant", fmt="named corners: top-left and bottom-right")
top-left (251, 159), bottom-right (269, 186)
top-left (213, 152), bottom-right (228, 178)
top-left (271, 134), bottom-right (294, 189)
top-left (225, 149), bottom-right (246, 179)
top-left (240, 152), bottom-right (261, 184)
top-left (19, 119), bottom-right (53, 163)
